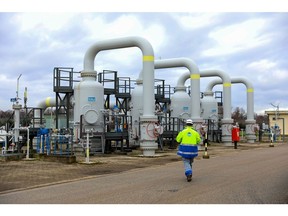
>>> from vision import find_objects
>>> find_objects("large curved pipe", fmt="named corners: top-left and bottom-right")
top-left (34, 97), bottom-right (56, 127)
top-left (83, 36), bottom-right (157, 156)
top-left (201, 70), bottom-right (232, 122)
top-left (176, 69), bottom-right (233, 144)
top-left (37, 97), bottom-right (56, 110)
top-left (207, 77), bottom-right (256, 143)
top-left (154, 58), bottom-right (202, 127)
top-left (176, 70), bottom-right (232, 119)
top-left (83, 36), bottom-right (154, 118)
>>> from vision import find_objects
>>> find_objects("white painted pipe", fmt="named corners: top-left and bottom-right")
top-left (83, 36), bottom-right (157, 156)
top-left (206, 77), bottom-right (254, 120)
top-left (11, 74), bottom-right (22, 151)
top-left (176, 69), bottom-right (233, 145)
top-left (201, 70), bottom-right (232, 122)
top-left (0, 132), bottom-right (8, 154)
top-left (13, 106), bottom-right (21, 144)
top-left (207, 77), bottom-right (256, 143)
top-left (18, 127), bottom-right (31, 159)
top-left (36, 97), bottom-right (56, 110)
top-left (154, 58), bottom-right (202, 130)
top-left (40, 135), bottom-right (43, 154)
top-left (34, 97), bottom-right (56, 127)
top-left (27, 127), bottom-right (30, 159)
top-left (83, 36), bottom-right (155, 116)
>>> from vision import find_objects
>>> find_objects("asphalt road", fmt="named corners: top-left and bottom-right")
top-left (1, 144), bottom-right (288, 204)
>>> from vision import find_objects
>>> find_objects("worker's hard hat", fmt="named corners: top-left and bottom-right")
top-left (186, 119), bottom-right (193, 125)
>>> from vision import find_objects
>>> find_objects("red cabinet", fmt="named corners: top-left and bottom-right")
top-left (232, 127), bottom-right (240, 142)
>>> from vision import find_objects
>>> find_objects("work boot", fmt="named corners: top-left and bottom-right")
top-left (187, 174), bottom-right (192, 182)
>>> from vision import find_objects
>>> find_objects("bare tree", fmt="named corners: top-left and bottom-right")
top-left (231, 107), bottom-right (246, 129)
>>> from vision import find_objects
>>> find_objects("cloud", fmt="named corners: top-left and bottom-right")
top-left (246, 59), bottom-right (276, 71)
top-left (1, 12), bottom-right (288, 116)
top-left (202, 18), bottom-right (271, 57)
top-left (80, 13), bottom-right (168, 75)
top-left (246, 59), bottom-right (288, 88)
top-left (172, 13), bottom-right (220, 30)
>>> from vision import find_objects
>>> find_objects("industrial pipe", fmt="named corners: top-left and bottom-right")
top-left (83, 36), bottom-right (157, 156)
top-left (34, 97), bottom-right (56, 128)
top-left (176, 69), bottom-right (233, 145)
top-left (0, 131), bottom-right (8, 154)
top-left (201, 70), bottom-right (232, 119)
top-left (26, 126), bottom-right (30, 159)
top-left (207, 77), bottom-right (256, 143)
top-left (13, 104), bottom-right (21, 146)
top-left (154, 58), bottom-right (202, 130)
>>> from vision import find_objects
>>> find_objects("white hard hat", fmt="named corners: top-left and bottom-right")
top-left (186, 119), bottom-right (193, 125)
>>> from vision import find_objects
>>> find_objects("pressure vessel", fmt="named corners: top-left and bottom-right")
top-left (200, 91), bottom-right (218, 120)
top-left (200, 91), bottom-right (219, 131)
top-left (73, 74), bottom-right (104, 137)
top-left (170, 88), bottom-right (191, 119)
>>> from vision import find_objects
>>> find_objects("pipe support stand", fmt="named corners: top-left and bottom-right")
top-left (245, 119), bottom-right (256, 143)
top-left (139, 116), bottom-right (158, 156)
top-left (221, 119), bottom-right (234, 146)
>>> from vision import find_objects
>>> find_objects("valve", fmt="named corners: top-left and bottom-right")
top-left (146, 122), bottom-right (163, 138)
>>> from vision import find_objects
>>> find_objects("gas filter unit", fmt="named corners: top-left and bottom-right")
top-left (170, 87), bottom-right (191, 119)
top-left (73, 71), bottom-right (104, 137)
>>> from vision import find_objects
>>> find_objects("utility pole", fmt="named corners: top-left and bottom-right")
top-left (270, 103), bottom-right (279, 121)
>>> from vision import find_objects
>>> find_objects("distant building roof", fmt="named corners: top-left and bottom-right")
top-left (265, 110), bottom-right (288, 115)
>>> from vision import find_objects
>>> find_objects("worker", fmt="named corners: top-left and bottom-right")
top-left (176, 119), bottom-right (201, 182)
top-left (200, 124), bottom-right (208, 146)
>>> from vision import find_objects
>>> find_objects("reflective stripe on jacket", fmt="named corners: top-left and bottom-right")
top-left (176, 126), bottom-right (201, 159)
top-left (177, 144), bottom-right (198, 158)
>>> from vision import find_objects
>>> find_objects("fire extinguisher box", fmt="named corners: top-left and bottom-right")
top-left (232, 127), bottom-right (240, 142)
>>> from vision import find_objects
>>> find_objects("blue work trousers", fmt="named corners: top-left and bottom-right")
top-left (182, 157), bottom-right (194, 176)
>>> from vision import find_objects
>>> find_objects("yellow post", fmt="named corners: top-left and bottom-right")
top-left (202, 133), bottom-right (210, 159)
top-left (269, 138), bottom-right (274, 147)
top-left (269, 132), bottom-right (274, 147)
top-left (86, 132), bottom-right (90, 163)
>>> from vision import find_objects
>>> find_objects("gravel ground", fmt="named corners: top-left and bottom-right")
top-left (0, 142), bottom-right (274, 194)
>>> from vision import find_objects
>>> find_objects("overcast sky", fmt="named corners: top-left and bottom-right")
top-left (0, 2), bottom-right (288, 115)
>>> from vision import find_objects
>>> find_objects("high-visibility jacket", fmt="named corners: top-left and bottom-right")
top-left (176, 126), bottom-right (201, 159)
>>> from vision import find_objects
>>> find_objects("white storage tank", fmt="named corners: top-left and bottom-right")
top-left (170, 87), bottom-right (191, 119)
top-left (129, 80), bottom-right (143, 146)
top-left (73, 72), bottom-right (104, 140)
top-left (200, 91), bottom-right (218, 124)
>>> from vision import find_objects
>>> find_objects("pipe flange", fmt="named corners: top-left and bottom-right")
top-left (245, 119), bottom-right (256, 124)
top-left (140, 144), bottom-right (158, 151)
top-left (174, 86), bottom-right (186, 92)
top-left (13, 104), bottom-right (22, 109)
top-left (81, 71), bottom-right (97, 78)
top-left (140, 116), bottom-right (158, 123)
top-left (203, 91), bottom-right (214, 96)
